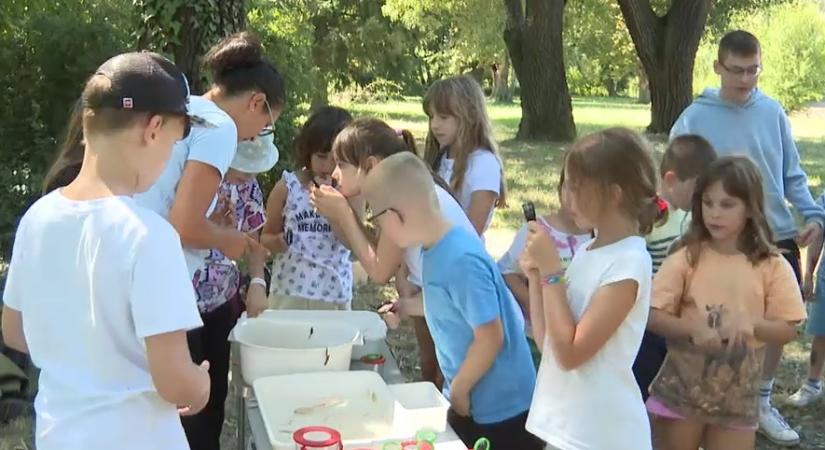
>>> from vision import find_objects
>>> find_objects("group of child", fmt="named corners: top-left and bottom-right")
top-left (2, 27), bottom-right (824, 450)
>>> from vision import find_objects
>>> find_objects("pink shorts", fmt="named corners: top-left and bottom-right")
top-left (645, 396), bottom-right (757, 431)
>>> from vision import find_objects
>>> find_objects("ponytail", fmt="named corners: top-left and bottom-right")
top-left (638, 196), bottom-right (670, 236)
top-left (399, 129), bottom-right (417, 155)
top-left (42, 100), bottom-right (85, 194)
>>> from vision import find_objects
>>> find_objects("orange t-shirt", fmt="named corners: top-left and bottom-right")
top-left (649, 244), bottom-right (806, 425)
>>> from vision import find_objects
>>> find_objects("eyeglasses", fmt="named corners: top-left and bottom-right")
top-left (720, 62), bottom-right (763, 77)
top-left (258, 99), bottom-right (275, 137)
top-left (367, 207), bottom-right (400, 224)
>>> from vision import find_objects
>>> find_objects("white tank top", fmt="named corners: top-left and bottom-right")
top-left (269, 171), bottom-right (353, 303)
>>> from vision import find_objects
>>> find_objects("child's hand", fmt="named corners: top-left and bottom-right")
top-left (179, 361), bottom-right (211, 416)
top-left (310, 185), bottom-right (351, 222)
top-left (449, 382), bottom-right (471, 417)
top-left (245, 237), bottom-right (271, 269)
top-left (525, 222), bottom-right (562, 275)
top-left (210, 193), bottom-right (237, 228)
top-left (797, 221), bottom-right (823, 248)
top-left (803, 272), bottom-right (815, 301)
top-left (689, 323), bottom-right (723, 352)
top-left (378, 301), bottom-right (402, 330)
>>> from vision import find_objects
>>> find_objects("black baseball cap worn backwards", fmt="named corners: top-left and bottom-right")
top-left (83, 51), bottom-right (211, 137)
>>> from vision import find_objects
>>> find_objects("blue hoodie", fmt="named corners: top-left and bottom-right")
top-left (671, 88), bottom-right (825, 241)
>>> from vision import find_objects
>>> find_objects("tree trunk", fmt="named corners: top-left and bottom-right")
top-left (617, 0), bottom-right (710, 133)
top-left (493, 53), bottom-right (513, 103)
top-left (136, 0), bottom-right (246, 94)
top-left (503, 0), bottom-right (576, 141)
top-left (637, 63), bottom-right (650, 104)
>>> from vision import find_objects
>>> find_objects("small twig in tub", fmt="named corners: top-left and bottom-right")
top-left (323, 347), bottom-right (331, 366)
top-left (308, 326), bottom-right (314, 339)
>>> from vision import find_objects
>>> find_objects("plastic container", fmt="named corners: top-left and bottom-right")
top-left (233, 318), bottom-right (361, 384)
top-left (293, 426), bottom-right (342, 450)
top-left (387, 383), bottom-right (450, 434)
top-left (258, 310), bottom-right (387, 359)
top-left (358, 354), bottom-right (386, 375)
top-left (254, 371), bottom-right (397, 449)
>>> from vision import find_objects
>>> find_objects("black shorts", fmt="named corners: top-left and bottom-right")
top-left (448, 409), bottom-right (544, 450)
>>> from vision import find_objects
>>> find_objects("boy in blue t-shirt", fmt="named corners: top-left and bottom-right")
top-left (363, 153), bottom-right (541, 449)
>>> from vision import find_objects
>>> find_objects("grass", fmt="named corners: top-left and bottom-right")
top-left (3, 96), bottom-right (825, 450)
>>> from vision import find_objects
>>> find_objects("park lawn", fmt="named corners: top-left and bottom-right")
top-left (2, 97), bottom-right (824, 450)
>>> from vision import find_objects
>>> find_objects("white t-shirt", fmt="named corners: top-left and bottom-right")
top-left (2, 191), bottom-right (202, 450)
top-left (526, 236), bottom-right (652, 450)
top-left (436, 149), bottom-right (502, 234)
top-left (134, 95), bottom-right (238, 276)
top-left (404, 184), bottom-right (477, 287)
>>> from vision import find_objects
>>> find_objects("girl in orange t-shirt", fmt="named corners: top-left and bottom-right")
top-left (646, 156), bottom-right (806, 450)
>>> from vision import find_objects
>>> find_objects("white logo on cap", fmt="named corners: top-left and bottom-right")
top-left (123, 98), bottom-right (134, 109)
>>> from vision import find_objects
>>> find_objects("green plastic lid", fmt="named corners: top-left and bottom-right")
top-left (415, 429), bottom-right (437, 443)
top-left (473, 437), bottom-right (491, 450)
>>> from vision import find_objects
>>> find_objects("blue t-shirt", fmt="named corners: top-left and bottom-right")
top-left (422, 227), bottom-right (536, 424)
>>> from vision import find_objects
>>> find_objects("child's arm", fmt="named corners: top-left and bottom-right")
top-left (450, 319), bottom-right (504, 416)
top-left (260, 179), bottom-right (289, 254)
top-left (466, 191), bottom-right (498, 236)
top-left (804, 224), bottom-right (824, 299)
top-left (146, 331), bottom-right (210, 413)
top-left (312, 186), bottom-right (402, 283)
top-left (244, 230), bottom-right (270, 318)
top-left (326, 195), bottom-right (365, 251)
top-left (525, 269), bottom-right (545, 347)
top-left (753, 319), bottom-right (798, 345)
top-left (503, 273), bottom-right (530, 319)
top-left (1, 306), bottom-right (28, 353)
top-left (779, 113), bottom-right (825, 245)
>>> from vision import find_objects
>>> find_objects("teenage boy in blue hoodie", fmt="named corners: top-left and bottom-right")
top-left (671, 30), bottom-right (825, 446)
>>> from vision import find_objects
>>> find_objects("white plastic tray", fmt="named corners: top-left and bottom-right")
top-left (254, 371), bottom-right (450, 449)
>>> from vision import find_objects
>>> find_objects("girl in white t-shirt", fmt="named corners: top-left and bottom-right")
top-left (520, 128), bottom-right (665, 450)
top-left (423, 75), bottom-right (506, 236)
top-left (261, 106), bottom-right (355, 310)
top-left (311, 118), bottom-right (477, 387)
top-left (498, 166), bottom-right (591, 363)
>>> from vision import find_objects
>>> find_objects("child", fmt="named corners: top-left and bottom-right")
top-left (671, 30), bottom-right (824, 444)
top-left (497, 166), bottom-right (591, 363)
top-left (787, 189), bottom-right (825, 407)
top-left (361, 152), bottom-right (542, 449)
top-left (310, 118), bottom-right (477, 386)
top-left (646, 156), bottom-right (806, 450)
top-left (521, 128), bottom-right (661, 450)
top-left (195, 134), bottom-right (276, 318)
top-left (262, 106), bottom-right (354, 310)
top-left (1, 52), bottom-right (210, 450)
top-left (423, 75), bottom-right (507, 236)
top-left (634, 134), bottom-right (717, 400)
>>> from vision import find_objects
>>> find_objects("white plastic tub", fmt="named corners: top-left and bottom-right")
top-left (387, 382), bottom-right (450, 434)
top-left (233, 318), bottom-right (361, 384)
top-left (258, 310), bottom-right (387, 359)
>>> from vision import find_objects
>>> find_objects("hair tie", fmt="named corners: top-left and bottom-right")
top-left (654, 196), bottom-right (669, 214)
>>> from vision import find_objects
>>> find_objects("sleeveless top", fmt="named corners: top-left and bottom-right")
top-left (270, 171), bottom-right (353, 304)
top-left (192, 178), bottom-right (265, 314)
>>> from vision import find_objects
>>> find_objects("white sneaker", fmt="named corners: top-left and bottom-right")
top-left (758, 407), bottom-right (800, 446)
top-left (787, 383), bottom-right (823, 407)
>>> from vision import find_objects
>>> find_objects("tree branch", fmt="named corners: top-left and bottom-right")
top-left (616, 0), bottom-right (662, 68)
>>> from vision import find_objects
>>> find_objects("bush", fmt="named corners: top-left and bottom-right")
top-left (338, 79), bottom-right (406, 104)
top-left (694, 1), bottom-right (825, 111)
top-left (0, 2), bottom-right (131, 260)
